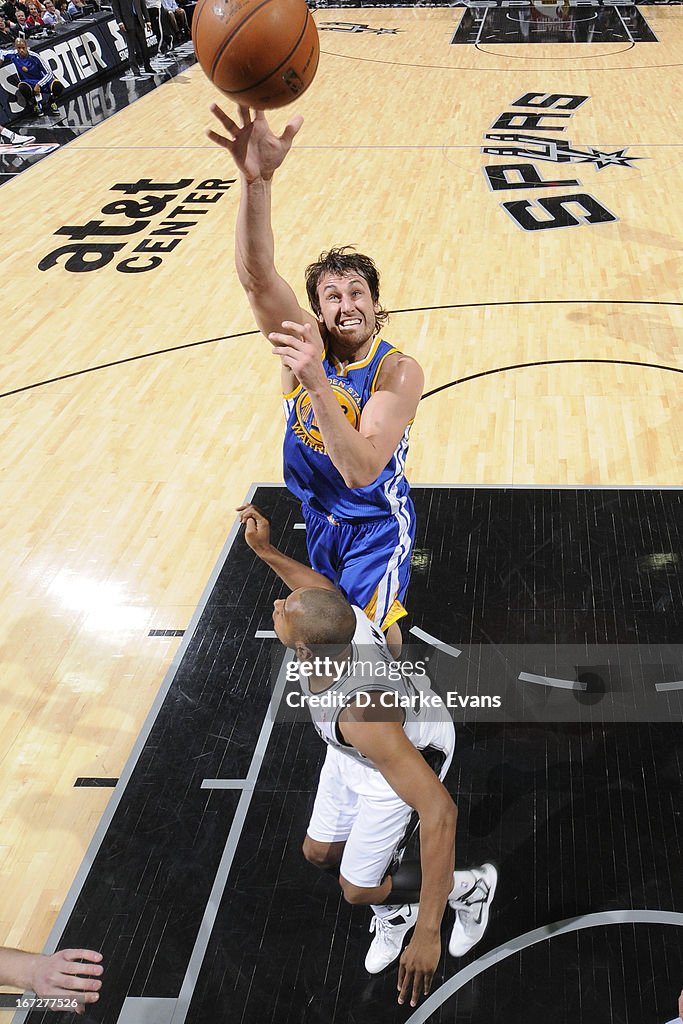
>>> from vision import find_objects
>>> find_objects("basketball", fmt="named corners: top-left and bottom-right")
top-left (192, 0), bottom-right (320, 110)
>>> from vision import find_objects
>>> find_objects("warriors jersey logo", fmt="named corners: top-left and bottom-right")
top-left (292, 380), bottom-right (362, 453)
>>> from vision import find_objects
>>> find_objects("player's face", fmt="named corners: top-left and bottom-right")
top-left (316, 272), bottom-right (379, 349)
top-left (15, 38), bottom-right (28, 54)
top-left (272, 596), bottom-right (295, 648)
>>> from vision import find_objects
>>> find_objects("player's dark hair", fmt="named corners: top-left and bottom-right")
top-left (304, 246), bottom-right (389, 336)
top-left (298, 588), bottom-right (357, 651)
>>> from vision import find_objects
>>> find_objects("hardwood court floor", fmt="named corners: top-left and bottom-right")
top-left (0, 3), bottom-right (681, 1016)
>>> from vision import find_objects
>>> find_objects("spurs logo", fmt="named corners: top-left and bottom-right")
top-left (482, 132), bottom-right (644, 171)
top-left (481, 93), bottom-right (643, 230)
top-left (319, 21), bottom-right (398, 34)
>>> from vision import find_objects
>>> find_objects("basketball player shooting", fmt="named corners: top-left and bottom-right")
top-left (236, 503), bottom-right (497, 1008)
top-left (208, 105), bottom-right (424, 655)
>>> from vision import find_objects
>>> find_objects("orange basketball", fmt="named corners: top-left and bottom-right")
top-left (192, 0), bottom-right (320, 110)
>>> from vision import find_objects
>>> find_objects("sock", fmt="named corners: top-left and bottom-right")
top-left (370, 903), bottom-right (404, 921)
top-left (449, 869), bottom-right (477, 902)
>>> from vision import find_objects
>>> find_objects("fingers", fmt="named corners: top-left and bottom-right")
top-left (62, 975), bottom-right (102, 992)
top-left (208, 101), bottom-right (239, 133)
top-left (281, 114), bottom-right (303, 143)
top-left (205, 127), bottom-right (233, 150)
top-left (397, 969), bottom-right (429, 1008)
top-left (59, 949), bottom-right (103, 965)
top-left (237, 504), bottom-right (267, 529)
top-left (62, 963), bottom-right (103, 979)
top-left (268, 323), bottom-right (310, 348)
top-left (238, 103), bottom-right (253, 127)
top-left (271, 347), bottom-right (301, 367)
top-left (397, 970), bottom-right (410, 1006)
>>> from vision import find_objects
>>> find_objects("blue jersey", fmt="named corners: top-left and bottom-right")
top-left (282, 336), bottom-right (412, 521)
top-left (1, 49), bottom-right (53, 87)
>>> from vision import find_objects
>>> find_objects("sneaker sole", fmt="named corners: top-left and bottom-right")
top-left (448, 862), bottom-right (498, 957)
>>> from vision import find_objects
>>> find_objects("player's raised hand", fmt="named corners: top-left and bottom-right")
top-left (268, 320), bottom-right (325, 388)
top-left (237, 504), bottom-right (272, 553)
top-left (207, 104), bottom-right (303, 183)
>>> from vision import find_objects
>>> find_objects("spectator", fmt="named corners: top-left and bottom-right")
top-left (41, 0), bottom-right (65, 23)
top-left (111, 0), bottom-right (154, 75)
top-left (12, 8), bottom-right (32, 33)
top-left (143, 0), bottom-right (165, 51)
top-left (1, 36), bottom-right (64, 113)
top-left (0, 121), bottom-right (35, 143)
top-left (0, 12), bottom-right (14, 38)
top-left (0, 947), bottom-right (103, 1015)
top-left (174, 0), bottom-right (194, 27)
top-left (3, 0), bottom-right (28, 17)
top-left (160, 0), bottom-right (188, 43)
top-left (54, 0), bottom-right (71, 18)
top-left (66, 0), bottom-right (83, 15)
top-left (26, 1), bottom-right (44, 24)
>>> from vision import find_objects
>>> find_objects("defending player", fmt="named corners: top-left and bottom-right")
top-left (209, 106), bottom-right (423, 653)
top-left (238, 503), bottom-right (497, 1008)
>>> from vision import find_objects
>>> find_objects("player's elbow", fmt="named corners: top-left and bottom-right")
top-left (342, 464), bottom-right (381, 490)
top-left (422, 792), bottom-right (458, 835)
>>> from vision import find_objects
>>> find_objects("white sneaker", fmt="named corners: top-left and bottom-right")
top-left (448, 863), bottom-right (498, 957)
top-left (4, 130), bottom-right (36, 145)
top-left (364, 904), bottom-right (418, 974)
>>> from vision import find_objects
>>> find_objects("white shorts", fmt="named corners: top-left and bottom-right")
top-left (305, 718), bottom-right (455, 889)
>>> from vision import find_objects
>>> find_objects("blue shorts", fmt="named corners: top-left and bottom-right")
top-left (302, 501), bottom-right (416, 630)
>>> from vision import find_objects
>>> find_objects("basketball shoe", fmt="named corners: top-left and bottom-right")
top-left (448, 863), bottom-right (498, 957)
top-left (365, 904), bottom-right (418, 974)
top-left (2, 129), bottom-right (36, 145)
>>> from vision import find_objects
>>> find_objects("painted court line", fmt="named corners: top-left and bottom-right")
top-left (404, 910), bottom-right (683, 1023)
top-left (518, 671), bottom-right (587, 691)
top-left (168, 655), bottom-right (290, 1024)
top-left (409, 626), bottom-right (462, 659)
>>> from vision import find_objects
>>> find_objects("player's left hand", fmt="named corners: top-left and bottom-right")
top-left (396, 932), bottom-right (441, 1007)
top-left (268, 320), bottom-right (326, 390)
top-left (237, 504), bottom-right (271, 554)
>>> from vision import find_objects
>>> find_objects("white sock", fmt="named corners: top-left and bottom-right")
top-left (371, 903), bottom-right (404, 920)
top-left (449, 869), bottom-right (477, 902)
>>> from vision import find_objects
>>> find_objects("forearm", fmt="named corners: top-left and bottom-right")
top-left (0, 948), bottom-right (40, 990)
top-left (412, 809), bottom-right (456, 938)
top-left (235, 176), bottom-right (276, 291)
top-left (307, 385), bottom-right (384, 489)
top-left (252, 542), bottom-right (335, 593)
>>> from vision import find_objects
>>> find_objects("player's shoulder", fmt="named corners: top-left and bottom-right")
top-left (374, 347), bottom-right (424, 394)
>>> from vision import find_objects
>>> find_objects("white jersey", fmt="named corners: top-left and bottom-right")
top-left (298, 606), bottom-right (452, 769)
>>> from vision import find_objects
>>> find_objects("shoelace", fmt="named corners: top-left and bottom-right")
top-left (369, 916), bottom-right (392, 942)
top-left (457, 878), bottom-right (490, 927)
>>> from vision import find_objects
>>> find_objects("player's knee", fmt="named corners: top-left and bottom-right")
top-left (302, 835), bottom-right (341, 872)
top-left (340, 879), bottom-right (373, 905)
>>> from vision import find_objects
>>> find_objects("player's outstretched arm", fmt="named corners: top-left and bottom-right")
top-left (238, 504), bottom-right (336, 593)
top-left (0, 947), bottom-right (103, 1014)
top-left (207, 105), bottom-right (318, 348)
top-left (338, 713), bottom-right (457, 1007)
